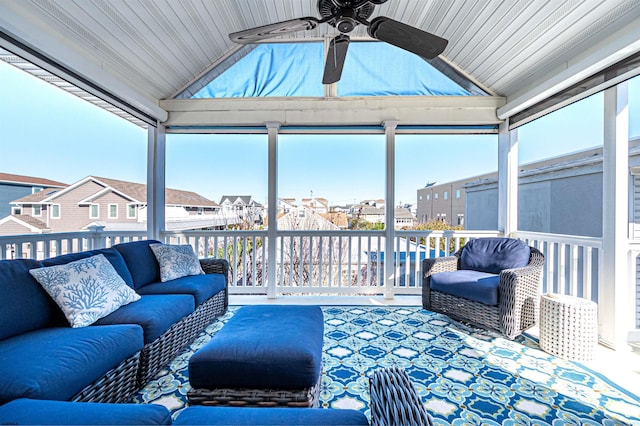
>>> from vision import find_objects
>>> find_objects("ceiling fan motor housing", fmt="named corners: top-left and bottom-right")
top-left (318, 0), bottom-right (376, 33)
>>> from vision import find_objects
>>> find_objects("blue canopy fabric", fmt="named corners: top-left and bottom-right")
top-left (193, 41), bottom-right (470, 98)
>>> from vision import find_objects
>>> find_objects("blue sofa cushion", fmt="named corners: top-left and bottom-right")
top-left (113, 240), bottom-right (162, 289)
top-left (94, 294), bottom-right (194, 343)
top-left (189, 305), bottom-right (324, 390)
top-left (0, 325), bottom-right (143, 403)
top-left (0, 399), bottom-right (172, 425)
top-left (430, 270), bottom-right (500, 306)
top-left (174, 406), bottom-right (368, 426)
top-left (42, 247), bottom-right (135, 288)
top-left (0, 259), bottom-right (62, 341)
top-left (137, 273), bottom-right (226, 306)
top-left (460, 237), bottom-right (530, 274)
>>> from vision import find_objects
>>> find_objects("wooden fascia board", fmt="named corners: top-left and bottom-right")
top-left (160, 96), bottom-right (505, 128)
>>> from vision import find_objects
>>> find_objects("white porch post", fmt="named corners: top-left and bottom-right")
top-left (147, 123), bottom-right (166, 241)
top-left (600, 82), bottom-right (632, 349)
top-left (384, 120), bottom-right (398, 299)
top-left (498, 119), bottom-right (518, 236)
top-left (266, 122), bottom-right (280, 299)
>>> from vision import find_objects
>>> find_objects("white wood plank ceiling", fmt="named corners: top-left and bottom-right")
top-left (0, 0), bottom-right (639, 125)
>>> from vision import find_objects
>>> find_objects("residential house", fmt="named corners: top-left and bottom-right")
top-left (0, 173), bottom-right (66, 218)
top-left (219, 195), bottom-right (263, 226)
top-left (300, 197), bottom-right (329, 214)
top-left (0, 176), bottom-right (230, 235)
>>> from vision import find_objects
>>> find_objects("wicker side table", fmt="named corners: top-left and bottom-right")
top-left (539, 293), bottom-right (598, 361)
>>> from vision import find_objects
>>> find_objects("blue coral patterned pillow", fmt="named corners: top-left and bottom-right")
top-left (149, 244), bottom-right (204, 282)
top-left (29, 254), bottom-right (140, 328)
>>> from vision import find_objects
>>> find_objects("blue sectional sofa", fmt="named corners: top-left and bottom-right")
top-left (0, 239), bottom-right (228, 404)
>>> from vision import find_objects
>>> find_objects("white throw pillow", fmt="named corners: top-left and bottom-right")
top-left (29, 254), bottom-right (140, 328)
top-left (149, 244), bottom-right (204, 282)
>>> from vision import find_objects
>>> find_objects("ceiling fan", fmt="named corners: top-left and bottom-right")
top-left (229, 0), bottom-right (448, 84)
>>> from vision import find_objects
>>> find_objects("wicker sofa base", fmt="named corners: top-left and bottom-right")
top-left (138, 290), bottom-right (227, 385)
top-left (71, 351), bottom-right (141, 403)
top-left (187, 376), bottom-right (321, 408)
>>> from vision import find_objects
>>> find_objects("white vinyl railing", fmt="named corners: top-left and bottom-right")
top-left (1, 227), bottom-right (607, 301)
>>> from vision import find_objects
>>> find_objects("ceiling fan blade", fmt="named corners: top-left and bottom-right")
top-left (230, 17), bottom-right (319, 44)
top-left (323, 34), bottom-right (350, 84)
top-left (367, 16), bottom-right (448, 59)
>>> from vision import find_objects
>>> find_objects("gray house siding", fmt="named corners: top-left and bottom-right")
top-left (0, 184), bottom-right (36, 217)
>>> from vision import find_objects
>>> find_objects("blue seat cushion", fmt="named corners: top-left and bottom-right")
top-left (42, 247), bottom-right (135, 288)
top-left (137, 273), bottom-right (225, 306)
top-left (0, 325), bottom-right (143, 403)
top-left (0, 399), bottom-right (172, 425)
top-left (460, 237), bottom-right (530, 274)
top-left (0, 259), bottom-right (62, 341)
top-left (113, 240), bottom-right (162, 289)
top-left (174, 406), bottom-right (368, 426)
top-left (430, 270), bottom-right (500, 306)
top-left (189, 305), bottom-right (324, 389)
top-left (94, 294), bottom-right (194, 343)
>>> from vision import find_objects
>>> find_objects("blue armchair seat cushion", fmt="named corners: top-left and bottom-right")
top-left (113, 240), bottom-right (162, 289)
top-left (174, 406), bottom-right (368, 426)
top-left (430, 270), bottom-right (500, 306)
top-left (189, 305), bottom-right (324, 390)
top-left (0, 325), bottom-right (143, 403)
top-left (137, 273), bottom-right (226, 306)
top-left (94, 295), bottom-right (194, 344)
top-left (0, 399), bottom-right (172, 425)
top-left (460, 237), bottom-right (530, 274)
top-left (0, 259), bottom-right (61, 341)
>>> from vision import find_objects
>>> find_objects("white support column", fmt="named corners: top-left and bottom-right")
top-left (498, 119), bottom-right (518, 237)
top-left (600, 82), bottom-right (631, 349)
top-left (147, 123), bottom-right (166, 241)
top-left (384, 121), bottom-right (398, 299)
top-left (266, 122), bottom-right (280, 299)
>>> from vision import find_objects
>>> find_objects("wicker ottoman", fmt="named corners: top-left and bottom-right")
top-left (539, 293), bottom-right (598, 361)
top-left (188, 305), bottom-right (324, 407)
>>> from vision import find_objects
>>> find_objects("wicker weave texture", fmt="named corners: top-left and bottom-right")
top-left (539, 294), bottom-right (598, 361)
top-left (71, 351), bottom-right (140, 403)
top-left (422, 245), bottom-right (544, 339)
top-left (369, 367), bottom-right (432, 426)
top-left (187, 376), bottom-right (321, 408)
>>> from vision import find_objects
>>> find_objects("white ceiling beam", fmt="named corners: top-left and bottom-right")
top-left (497, 19), bottom-right (640, 120)
top-left (0, 2), bottom-right (168, 122)
top-left (161, 96), bottom-right (504, 128)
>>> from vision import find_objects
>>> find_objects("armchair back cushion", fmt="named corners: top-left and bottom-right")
top-left (460, 237), bottom-right (530, 274)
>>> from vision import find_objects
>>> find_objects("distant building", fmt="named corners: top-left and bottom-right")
top-left (219, 195), bottom-right (263, 226)
top-left (0, 173), bottom-right (66, 218)
top-left (0, 175), bottom-right (233, 235)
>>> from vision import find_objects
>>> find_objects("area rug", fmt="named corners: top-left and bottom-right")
top-left (132, 306), bottom-right (640, 425)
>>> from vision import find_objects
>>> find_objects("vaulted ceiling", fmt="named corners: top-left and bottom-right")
top-left (1, 0), bottom-right (639, 128)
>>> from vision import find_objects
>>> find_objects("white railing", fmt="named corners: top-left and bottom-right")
top-left (1, 227), bottom-right (607, 302)
top-left (515, 231), bottom-right (602, 304)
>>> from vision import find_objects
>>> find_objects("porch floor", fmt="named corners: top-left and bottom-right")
top-left (230, 295), bottom-right (640, 399)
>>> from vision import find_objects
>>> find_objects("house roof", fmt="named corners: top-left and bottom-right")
top-left (0, 172), bottom-right (66, 188)
top-left (0, 214), bottom-right (49, 232)
top-left (0, 1), bottom-right (638, 128)
top-left (220, 195), bottom-right (261, 206)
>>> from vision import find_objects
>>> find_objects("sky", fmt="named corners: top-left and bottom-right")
top-left (1, 59), bottom-right (639, 207)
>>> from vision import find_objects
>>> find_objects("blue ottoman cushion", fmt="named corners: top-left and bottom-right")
top-left (430, 270), bottom-right (500, 306)
top-left (0, 399), bottom-right (171, 425)
top-left (94, 295), bottom-right (194, 343)
top-left (0, 325), bottom-right (143, 403)
top-left (189, 305), bottom-right (324, 389)
top-left (137, 273), bottom-right (226, 306)
top-left (174, 406), bottom-right (368, 425)
top-left (460, 237), bottom-right (530, 274)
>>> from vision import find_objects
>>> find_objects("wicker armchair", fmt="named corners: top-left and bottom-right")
top-left (422, 238), bottom-right (544, 339)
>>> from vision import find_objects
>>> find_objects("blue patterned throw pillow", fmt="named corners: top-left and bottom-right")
top-left (29, 254), bottom-right (140, 328)
top-left (149, 244), bottom-right (204, 282)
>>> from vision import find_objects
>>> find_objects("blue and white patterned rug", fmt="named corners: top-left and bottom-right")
top-left (133, 306), bottom-right (640, 425)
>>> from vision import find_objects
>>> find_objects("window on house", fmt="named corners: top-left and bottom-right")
top-left (51, 204), bottom-right (60, 219)
top-left (434, 193), bottom-right (438, 200)
top-left (444, 191), bottom-right (448, 200)
top-left (32, 205), bottom-right (41, 216)
top-left (419, 195), bottom-right (422, 201)
top-left (457, 214), bottom-right (464, 226)
top-left (32, 187), bottom-right (43, 193)
top-left (90, 204), bottom-right (99, 219)
top-left (456, 189), bottom-right (461, 198)
top-left (127, 204), bottom-right (136, 219)
top-left (426, 194), bottom-right (430, 200)
top-left (11, 206), bottom-right (21, 215)
top-left (108, 204), bottom-right (118, 219)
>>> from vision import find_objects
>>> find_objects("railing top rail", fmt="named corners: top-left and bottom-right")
top-left (515, 231), bottom-right (603, 249)
top-left (395, 230), bottom-right (501, 237)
